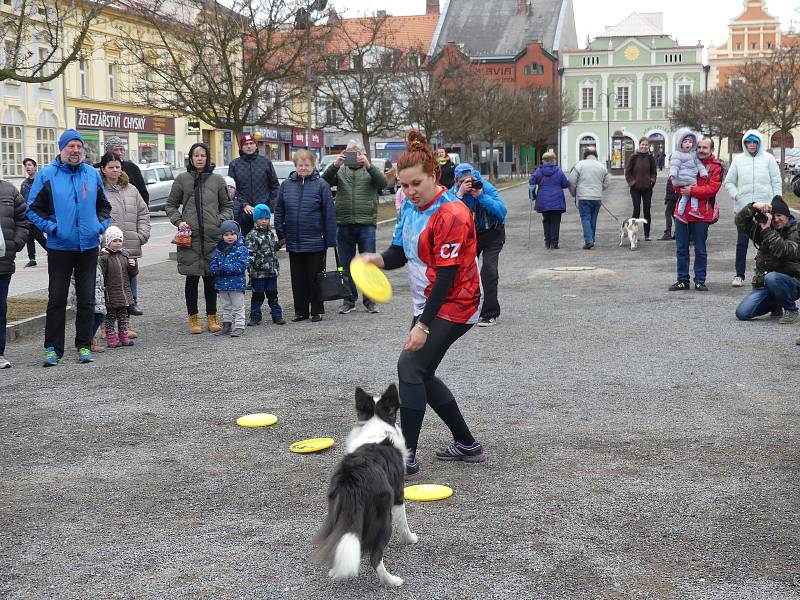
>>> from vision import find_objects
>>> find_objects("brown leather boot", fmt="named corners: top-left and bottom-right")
top-left (207, 314), bottom-right (221, 333)
top-left (188, 314), bottom-right (202, 334)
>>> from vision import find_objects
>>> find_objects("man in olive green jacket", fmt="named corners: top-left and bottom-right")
top-left (322, 141), bottom-right (387, 314)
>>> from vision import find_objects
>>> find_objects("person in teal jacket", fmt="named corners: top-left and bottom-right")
top-left (451, 163), bottom-right (507, 326)
top-left (26, 129), bottom-right (111, 366)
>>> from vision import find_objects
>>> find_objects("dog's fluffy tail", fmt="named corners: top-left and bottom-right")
top-left (329, 533), bottom-right (361, 579)
top-left (313, 490), bottom-right (364, 579)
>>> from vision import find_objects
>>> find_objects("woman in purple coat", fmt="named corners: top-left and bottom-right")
top-left (529, 151), bottom-right (570, 249)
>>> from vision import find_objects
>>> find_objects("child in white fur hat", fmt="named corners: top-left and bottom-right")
top-left (99, 226), bottom-right (138, 348)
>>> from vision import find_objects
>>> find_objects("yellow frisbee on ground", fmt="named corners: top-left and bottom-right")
top-left (290, 437), bottom-right (335, 454)
top-left (236, 413), bottom-right (278, 428)
top-left (404, 484), bottom-right (454, 502)
top-left (350, 259), bottom-right (393, 303)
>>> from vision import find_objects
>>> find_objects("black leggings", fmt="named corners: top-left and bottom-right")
top-left (630, 188), bottom-right (653, 238)
top-left (397, 317), bottom-right (475, 457)
top-left (185, 275), bottom-right (217, 315)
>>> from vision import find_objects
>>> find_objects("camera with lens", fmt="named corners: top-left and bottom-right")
top-left (464, 177), bottom-right (482, 191)
top-left (752, 208), bottom-right (768, 225)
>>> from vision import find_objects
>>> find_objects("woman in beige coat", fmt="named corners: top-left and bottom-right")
top-left (99, 152), bottom-right (150, 318)
top-left (165, 142), bottom-right (232, 334)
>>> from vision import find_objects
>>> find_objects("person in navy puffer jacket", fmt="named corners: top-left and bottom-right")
top-left (209, 220), bottom-right (249, 336)
top-left (26, 129), bottom-right (112, 365)
top-left (529, 151), bottom-right (570, 249)
top-left (275, 150), bottom-right (336, 322)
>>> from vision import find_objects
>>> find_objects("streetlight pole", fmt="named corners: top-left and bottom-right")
top-left (599, 90), bottom-right (617, 170)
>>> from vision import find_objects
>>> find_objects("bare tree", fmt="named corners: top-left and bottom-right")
top-left (120, 0), bottom-right (309, 147)
top-left (398, 53), bottom-right (447, 141)
top-left (0, 0), bottom-right (113, 83)
top-left (669, 87), bottom-right (759, 164)
top-left (511, 86), bottom-right (576, 172)
top-left (435, 60), bottom-right (479, 162)
top-left (314, 13), bottom-right (404, 156)
top-left (733, 45), bottom-right (800, 186)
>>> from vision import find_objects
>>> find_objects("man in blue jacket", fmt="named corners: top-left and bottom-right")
top-left (26, 129), bottom-right (111, 366)
top-left (452, 163), bottom-right (507, 326)
top-left (228, 134), bottom-right (280, 236)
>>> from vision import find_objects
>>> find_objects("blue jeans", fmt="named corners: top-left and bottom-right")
top-left (336, 224), bottom-right (376, 304)
top-left (250, 276), bottom-right (282, 321)
top-left (578, 200), bottom-right (601, 244)
top-left (735, 272), bottom-right (800, 320)
top-left (675, 218), bottom-right (709, 283)
top-left (0, 273), bottom-right (10, 356)
top-left (130, 275), bottom-right (138, 302)
top-left (735, 229), bottom-right (750, 278)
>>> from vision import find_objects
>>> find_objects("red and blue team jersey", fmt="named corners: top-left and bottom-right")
top-left (392, 187), bottom-right (483, 324)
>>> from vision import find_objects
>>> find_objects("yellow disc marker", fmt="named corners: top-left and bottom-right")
top-left (349, 259), bottom-right (393, 303)
top-left (236, 413), bottom-right (278, 428)
top-left (290, 437), bottom-right (335, 454)
top-left (404, 484), bottom-right (454, 502)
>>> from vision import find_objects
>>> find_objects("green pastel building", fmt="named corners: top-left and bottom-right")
top-left (559, 12), bottom-right (707, 172)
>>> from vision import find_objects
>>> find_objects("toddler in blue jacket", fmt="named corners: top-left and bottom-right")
top-left (209, 220), bottom-right (249, 337)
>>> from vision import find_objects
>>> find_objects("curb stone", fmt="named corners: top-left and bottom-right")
top-left (6, 307), bottom-right (74, 344)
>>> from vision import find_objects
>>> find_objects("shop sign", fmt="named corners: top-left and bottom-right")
top-left (75, 108), bottom-right (175, 134)
top-left (278, 128), bottom-right (292, 142)
top-left (187, 121), bottom-right (201, 135)
top-left (292, 128), bottom-right (324, 148)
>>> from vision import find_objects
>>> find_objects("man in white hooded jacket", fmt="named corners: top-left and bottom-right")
top-left (724, 130), bottom-right (782, 287)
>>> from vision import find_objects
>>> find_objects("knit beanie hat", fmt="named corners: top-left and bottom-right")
top-left (224, 176), bottom-right (236, 188)
top-left (771, 195), bottom-right (791, 218)
top-left (104, 225), bottom-right (124, 245)
top-left (239, 134), bottom-right (256, 149)
top-left (105, 136), bottom-right (125, 152)
top-left (253, 203), bottom-right (271, 222)
top-left (58, 129), bottom-right (84, 150)
top-left (220, 219), bottom-right (241, 236)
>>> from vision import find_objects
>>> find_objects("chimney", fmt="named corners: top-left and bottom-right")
top-left (377, 10), bottom-right (387, 17)
top-left (426, 0), bottom-right (439, 15)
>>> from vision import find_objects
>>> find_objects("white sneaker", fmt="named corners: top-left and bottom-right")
top-left (731, 276), bottom-right (744, 288)
top-left (477, 317), bottom-right (497, 327)
top-left (0, 356), bottom-right (11, 369)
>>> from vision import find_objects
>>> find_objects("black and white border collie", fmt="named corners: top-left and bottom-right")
top-left (619, 218), bottom-right (648, 250)
top-left (313, 384), bottom-right (418, 587)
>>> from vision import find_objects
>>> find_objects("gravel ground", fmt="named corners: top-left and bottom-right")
top-left (2, 178), bottom-right (798, 599)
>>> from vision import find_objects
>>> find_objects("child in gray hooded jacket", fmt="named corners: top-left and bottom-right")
top-left (669, 130), bottom-right (707, 222)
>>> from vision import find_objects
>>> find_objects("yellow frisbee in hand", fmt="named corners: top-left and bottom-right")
top-left (290, 437), bottom-right (335, 454)
top-left (404, 484), bottom-right (453, 502)
top-left (350, 259), bottom-right (393, 303)
top-left (236, 413), bottom-right (278, 428)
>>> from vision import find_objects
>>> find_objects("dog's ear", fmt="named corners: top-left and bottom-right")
top-left (355, 387), bottom-right (375, 421)
top-left (375, 383), bottom-right (400, 424)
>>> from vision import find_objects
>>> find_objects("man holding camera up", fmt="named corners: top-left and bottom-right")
top-left (452, 163), bottom-right (507, 327)
top-left (734, 196), bottom-right (800, 327)
top-left (323, 141), bottom-right (387, 314)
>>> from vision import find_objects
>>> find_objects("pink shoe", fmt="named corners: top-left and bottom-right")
top-left (106, 331), bottom-right (121, 348)
top-left (118, 332), bottom-right (134, 347)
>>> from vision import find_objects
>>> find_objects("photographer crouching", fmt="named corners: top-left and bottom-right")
top-left (734, 196), bottom-right (800, 330)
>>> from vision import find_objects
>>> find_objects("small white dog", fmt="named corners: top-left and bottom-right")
top-left (619, 218), bottom-right (648, 250)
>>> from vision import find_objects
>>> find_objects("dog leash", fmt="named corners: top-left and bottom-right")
top-left (601, 203), bottom-right (622, 224)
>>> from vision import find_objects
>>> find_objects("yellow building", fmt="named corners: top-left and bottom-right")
top-left (0, 0), bottom-right (227, 182)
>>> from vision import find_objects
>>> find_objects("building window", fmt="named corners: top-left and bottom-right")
top-left (767, 42), bottom-right (773, 49)
top-left (735, 42), bottom-right (741, 50)
top-left (38, 47), bottom-right (54, 86)
top-left (4, 39), bottom-right (15, 68)
top-left (752, 42), bottom-right (757, 49)
top-left (325, 101), bottom-right (339, 126)
top-left (677, 84), bottom-right (691, 104)
top-left (616, 86), bottom-right (629, 108)
top-left (36, 127), bottom-right (57, 166)
top-left (524, 62), bottom-right (544, 76)
top-left (649, 85), bottom-right (663, 108)
top-left (0, 125), bottom-right (24, 178)
top-left (664, 53), bottom-right (682, 64)
top-left (407, 52), bottom-right (422, 69)
top-left (108, 63), bottom-right (116, 99)
top-left (582, 56), bottom-right (600, 66)
top-left (79, 57), bottom-right (88, 96)
top-left (581, 87), bottom-right (594, 109)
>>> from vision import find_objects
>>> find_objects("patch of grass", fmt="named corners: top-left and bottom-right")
top-left (7, 298), bottom-right (48, 322)
top-left (784, 188), bottom-right (799, 211)
top-left (378, 202), bottom-right (398, 222)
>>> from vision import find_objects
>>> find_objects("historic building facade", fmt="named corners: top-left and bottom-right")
top-left (560, 12), bottom-right (706, 172)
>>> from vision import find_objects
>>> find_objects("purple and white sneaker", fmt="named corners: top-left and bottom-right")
top-left (405, 457), bottom-right (421, 480)
top-left (435, 440), bottom-right (487, 463)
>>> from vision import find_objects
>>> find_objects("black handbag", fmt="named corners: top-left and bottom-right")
top-left (316, 247), bottom-right (351, 302)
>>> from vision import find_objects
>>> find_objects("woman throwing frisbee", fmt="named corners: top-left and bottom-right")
top-left (358, 131), bottom-right (486, 478)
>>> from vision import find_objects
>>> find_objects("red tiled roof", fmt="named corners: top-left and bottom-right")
top-left (326, 13), bottom-right (439, 54)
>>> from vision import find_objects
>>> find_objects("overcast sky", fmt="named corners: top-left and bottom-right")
top-left (330, 0), bottom-right (800, 50)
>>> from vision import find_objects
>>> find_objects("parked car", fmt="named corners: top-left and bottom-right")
top-left (142, 163), bottom-right (176, 212)
top-left (371, 158), bottom-right (397, 194)
top-left (318, 154), bottom-right (340, 197)
top-left (273, 160), bottom-right (295, 185)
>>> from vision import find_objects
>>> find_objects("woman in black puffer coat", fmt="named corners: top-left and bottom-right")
top-left (0, 180), bottom-right (30, 367)
top-left (275, 150), bottom-right (336, 322)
